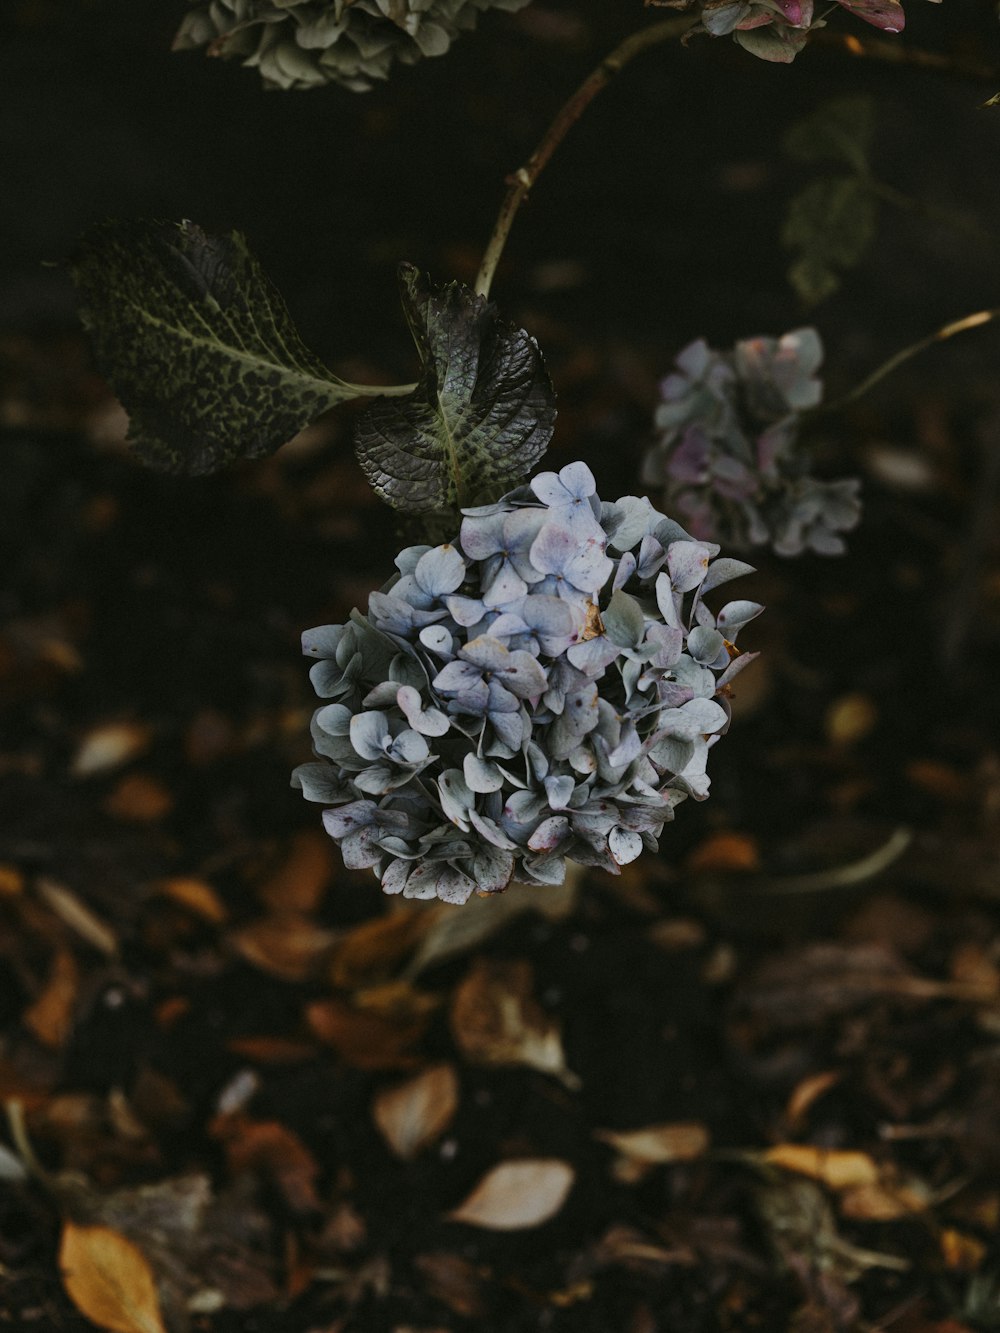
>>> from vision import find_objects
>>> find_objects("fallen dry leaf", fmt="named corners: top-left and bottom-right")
top-left (59, 1221), bottom-right (167, 1333)
top-left (0, 864), bottom-right (24, 896)
top-left (153, 878), bottom-right (228, 925)
top-left (212, 1109), bottom-right (321, 1215)
top-left (306, 995), bottom-right (427, 1069)
top-left (825, 693), bottom-right (878, 747)
top-left (686, 831), bottom-right (760, 875)
top-left (450, 958), bottom-right (578, 1089)
top-left (230, 914), bottom-right (338, 982)
top-left (71, 722), bottom-right (151, 778)
top-left (23, 945), bottom-right (79, 1048)
top-left (328, 907), bottom-right (434, 991)
top-left (414, 1251), bottom-right (486, 1318)
top-left (447, 1159), bottom-right (574, 1230)
top-left (595, 1122), bottom-right (709, 1183)
top-left (104, 773), bottom-right (173, 822)
top-left (839, 1178), bottom-right (930, 1221)
top-left (258, 830), bottom-right (334, 914)
top-left (939, 1227), bottom-right (988, 1272)
top-left (373, 1064), bottom-right (459, 1160)
top-left (35, 878), bottom-right (118, 958)
top-left (210, 1114), bottom-right (320, 1215)
top-left (763, 1145), bottom-right (880, 1191)
top-left (785, 1071), bottom-right (842, 1130)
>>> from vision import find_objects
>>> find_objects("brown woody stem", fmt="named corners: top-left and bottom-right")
top-left (475, 17), bottom-right (695, 299)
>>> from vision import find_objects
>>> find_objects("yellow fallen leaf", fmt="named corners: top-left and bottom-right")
top-left (373, 1063), bottom-right (459, 1160)
top-left (840, 1179), bottom-right (929, 1221)
top-left (71, 723), bottom-right (151, 778)
top-left (764, 1144), bottom-right (880, 1191)
top-left (59, 1222), bottom-right (166, 1333)
top-left (940, 1226), bottom-right (988, 1273)
top-left (594, 1122), bottom-right (709, 1166)
top-left (448, 1159), bottom-right (574, 1231)
top-left (825, 693), bottom-right (877, 747)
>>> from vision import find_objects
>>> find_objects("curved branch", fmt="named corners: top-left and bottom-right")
top-left (475, 17), bottom-right (696, 298)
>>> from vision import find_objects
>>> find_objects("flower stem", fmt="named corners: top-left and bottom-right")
top-left (475, 16), bottom-right (696, 300)
top-left (824, 308), bottom-right (1000, 414)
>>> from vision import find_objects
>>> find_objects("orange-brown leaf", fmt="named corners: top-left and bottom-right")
top-left (763, 1144), bottom-right (880, 1190)
top-left (305, 996), bottom-right (427, 1070)
top-left (258, 830), bottom-right (334, 914)
top-left (23, 947), bottom-right (79, 1048)
top-left (59, 1222), bottom-right (166, 1333)
top-left (211, 1114), bottom-right (320, 1214)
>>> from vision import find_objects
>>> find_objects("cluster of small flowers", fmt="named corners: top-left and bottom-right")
top-left (642, 330), bottom-right (861, 557)
top-left (657, 0), bottom-right (905, 64)
top-left (173, 0), bottom-right (530, 91)
top-left (293, 463), bottom-right (761, 904)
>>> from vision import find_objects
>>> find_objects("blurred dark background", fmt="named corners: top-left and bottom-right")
top-left (3, 0), bottom-right (1000, 405)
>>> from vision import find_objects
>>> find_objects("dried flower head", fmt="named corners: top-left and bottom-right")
top-left (642, 330), bottom-right (861, 556)
top-left (174, 0), bottom-right (531, 91)
top-left (294, 462), bottom-right (761, 903)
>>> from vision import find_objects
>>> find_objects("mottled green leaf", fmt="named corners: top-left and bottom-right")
top-left (71, 219), bottom-right (364, 475)
top-left (782, 176), bottom-right (878, 307)
top-left (783, 95), bottom-right (875, 175)
top-left (354, 264), bottom-right (556, 518)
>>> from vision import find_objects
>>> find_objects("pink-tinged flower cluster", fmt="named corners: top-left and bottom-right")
top-left (658, 0), bottom-right (906, 63)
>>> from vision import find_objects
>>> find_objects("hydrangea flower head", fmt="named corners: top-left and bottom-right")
top-left (643, 329), bottom-right (861, 556)
top-left (294, 463), bottom-right (762, 904)
top-left (174, 0), bottom-right (532, 91)
top-left (657, 0), bottom-right (906, 63)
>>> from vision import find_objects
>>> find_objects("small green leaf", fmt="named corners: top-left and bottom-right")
top-left (71, 219), bottom-right (364, 475)
top-left (782, 176), bottom-right (878, 307)
top-left (354, 264), bottom-right (556, 518)
top-left (783, 95), bottom-right (876, 175)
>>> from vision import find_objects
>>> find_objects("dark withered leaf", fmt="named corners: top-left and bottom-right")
top-left (782, 177), bottom-right (877, 306)
top-left (354, 263), bottom-right (556, 517)
top-left (71, 219), bottom-right (362, 475)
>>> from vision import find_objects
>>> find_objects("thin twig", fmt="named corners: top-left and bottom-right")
top-left (475, 17), bottom-right (695, 298)
top-left (822, 309), bottom-right (1000, 415)
top-left (809, 28), bottom-right (998, 83)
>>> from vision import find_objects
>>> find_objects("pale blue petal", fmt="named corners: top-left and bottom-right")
top-left (459, 512), bottom-right (506, 561)
top-left (349, 710), bottom-right (391, 760)
top-left (381, 859), bottom-right (411, 895)
top-left (291, 763), bottom-right (349, 804)
top-left (667, 541), bottom-right (711, 593)
top-left (527, 815), bottom-right (570, 853)
top-left (463, 753), bottom-right (504, 793)
top-left (437, 769), bottom-right (475, 828)
top-left (396, 684), bottom-right (450, 736)
top-left (544, 775), bottom-right (575, 809)
top-left (609, 826), bottom-right (643, 866)
top-left (687, 625), bottom-right (726, 665)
